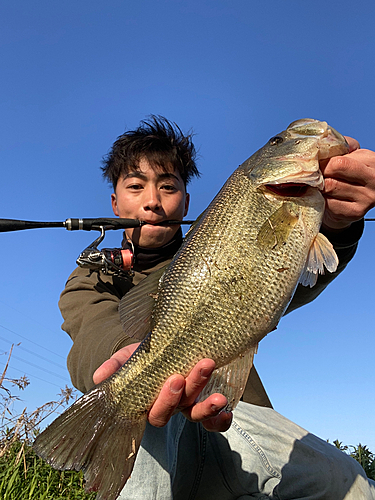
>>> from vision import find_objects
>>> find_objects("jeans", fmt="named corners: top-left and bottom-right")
top-left (119, 402), bottom-right (375, 499)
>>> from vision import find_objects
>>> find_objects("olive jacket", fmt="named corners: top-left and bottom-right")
top-left (59, 221), bottom-right (364, 407)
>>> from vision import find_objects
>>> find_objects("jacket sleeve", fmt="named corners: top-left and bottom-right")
top-left (59, 267), bottom-right (135, 393)
top-left (284, 219), bottom-right (364, 315)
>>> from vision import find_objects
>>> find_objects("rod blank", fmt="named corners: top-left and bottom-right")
top-left (0, 219), bottom-right (65, 232)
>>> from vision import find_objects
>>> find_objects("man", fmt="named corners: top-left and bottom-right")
top-left (60, 116), bottom-right (375, 499)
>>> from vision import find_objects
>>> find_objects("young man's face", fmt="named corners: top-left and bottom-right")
top-left (111, 158), bottom-right (190, 248)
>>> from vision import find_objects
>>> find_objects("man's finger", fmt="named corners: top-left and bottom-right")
top-left (202, 410), bottom-right (233, 432)
top-left (93, 358), bottom-right (123, 385)
top-left (322, 155), bottom-right (373, 185)
top-left (180, 359), bottom-right (216, 408)
top-left (182, 392), bottom-right (228, 422)
top-left (148, 375), bottom-right (185, 427)
top-left (93, 343), bottom-right (140, 385)
top-left (344, 136), bottom-right (360, 153)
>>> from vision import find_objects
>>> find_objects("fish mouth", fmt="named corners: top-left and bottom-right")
top-left (265, 183), bottom-right (310, 197)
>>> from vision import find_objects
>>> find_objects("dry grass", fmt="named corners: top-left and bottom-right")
top-left (0, 345), bottom-right (95, 499)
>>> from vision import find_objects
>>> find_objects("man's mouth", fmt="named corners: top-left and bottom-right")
top-left (140, 219), bottom-right (193, 227)
top-left (141, 219), bottom-right (166, 225)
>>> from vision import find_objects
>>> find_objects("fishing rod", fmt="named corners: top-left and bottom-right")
top-left (1, 216), bottom-right (374, 276)
top-left (0, 217), bottom-right (195, 277)
top-left (0, 217), bottom-right (195, 233)
top-left (1, 216), bottom-right (374, 233)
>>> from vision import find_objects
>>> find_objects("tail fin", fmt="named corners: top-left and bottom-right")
top-left (33, 385), bottom-right (147, 500)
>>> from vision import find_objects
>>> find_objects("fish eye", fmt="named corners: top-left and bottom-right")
top-left (269, 136), bottom-right (284, 146)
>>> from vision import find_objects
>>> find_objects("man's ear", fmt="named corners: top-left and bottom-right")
top-left (184, 193), bottom-right (190, 217)
top-left (111, 193), bottom-right (119, 216)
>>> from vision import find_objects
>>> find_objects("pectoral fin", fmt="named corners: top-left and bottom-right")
top-left (299, 232), bottom-right (339, 287)
top-left (196, 346), bottom-right (257, 411)
top-left (119, 265), bottom-right (168, 340)
top-left (257, 203), bottom-right (299, 250)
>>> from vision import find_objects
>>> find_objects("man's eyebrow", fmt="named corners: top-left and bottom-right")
top-left (157, 172), bottom-right (180, 182)
top-left (123, 171), bottom-right (180, 182)
top-left (123, 171), bottom-right (148, 180)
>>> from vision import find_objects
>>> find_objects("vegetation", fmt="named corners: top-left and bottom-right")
top-left (0, 345), bottom-right (95, 499)
top-left (0, 440), bottom-right (96, 499)
top-left (0, 345), bottom-right (374, 499)
top-left (333, 440), bottom-right (375, 481)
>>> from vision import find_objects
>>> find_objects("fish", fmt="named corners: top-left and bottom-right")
top-left (33, 118), bottom-right (350, 500)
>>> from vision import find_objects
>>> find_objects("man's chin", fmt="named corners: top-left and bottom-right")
top-left (137, 225), bottom-right (176, 248)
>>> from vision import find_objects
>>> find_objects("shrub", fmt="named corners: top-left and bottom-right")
top-left (333, 440), bottom-right (375, 480)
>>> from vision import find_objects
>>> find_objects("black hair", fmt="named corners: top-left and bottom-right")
top-left (101, 115), bottom-right (200, 190)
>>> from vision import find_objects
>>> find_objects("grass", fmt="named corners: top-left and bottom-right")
top-left (0, 441), bottom-right (96, 500)
top-left (0, 345), bottom-right (95, 499)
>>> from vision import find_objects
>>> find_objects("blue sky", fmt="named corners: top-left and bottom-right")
top-left (1, 0), bottom-right (374, 452)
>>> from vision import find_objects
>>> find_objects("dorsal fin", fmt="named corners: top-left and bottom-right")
top-left (299, 232), bottom-right (339, 287)
top-left (119, 265), bottom-right (168, 340)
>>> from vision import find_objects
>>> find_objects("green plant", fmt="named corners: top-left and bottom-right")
top-left (0, 345), bottom-right (95, 499)
top-left (333, 440), bottom-right (375, 480)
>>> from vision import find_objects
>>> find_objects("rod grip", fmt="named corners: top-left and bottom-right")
top-left (64, 218), bottom-right (143, 230)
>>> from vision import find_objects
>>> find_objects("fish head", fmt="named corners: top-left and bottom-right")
top-left (245, 119), bottom-right (349, 194)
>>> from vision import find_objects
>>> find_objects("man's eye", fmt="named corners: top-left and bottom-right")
top-left (161, 184), bottom-right (176, 191)
top-left (127, 183), bottom-right (143, 190)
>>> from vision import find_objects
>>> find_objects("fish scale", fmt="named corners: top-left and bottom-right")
top-left (33, 119), bottom-right (349, 500)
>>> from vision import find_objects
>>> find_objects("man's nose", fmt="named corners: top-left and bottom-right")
top-left (143, 186), bottom-right (161, 211)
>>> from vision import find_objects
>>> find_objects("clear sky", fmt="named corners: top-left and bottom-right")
top-left (1, 0), bottom-right (374, 452)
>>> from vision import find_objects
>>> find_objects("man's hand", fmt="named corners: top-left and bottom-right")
top-left (320, 136), bottom-right (375, 231)
top-left (93, 344), bottom-right (232, 433)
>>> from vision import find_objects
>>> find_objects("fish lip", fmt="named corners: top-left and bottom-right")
top-left (263, 170), bottom-right (324, 190)
top-left (316, 129), bottom-right (350, 160)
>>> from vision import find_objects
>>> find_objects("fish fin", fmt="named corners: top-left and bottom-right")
top-left (119, 265), bottom-right (168, 340)
top-left (257, 202), bottom-right (299, 250)
top-left (33, 384), bottom-right (147, 500)
top-left (299, 232), bottom-right (339, 287)
top-left (197, 347), bottom-right (256, 411)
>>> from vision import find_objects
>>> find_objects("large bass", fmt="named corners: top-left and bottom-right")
top-left (34, 118), bottom-right (349, 500)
